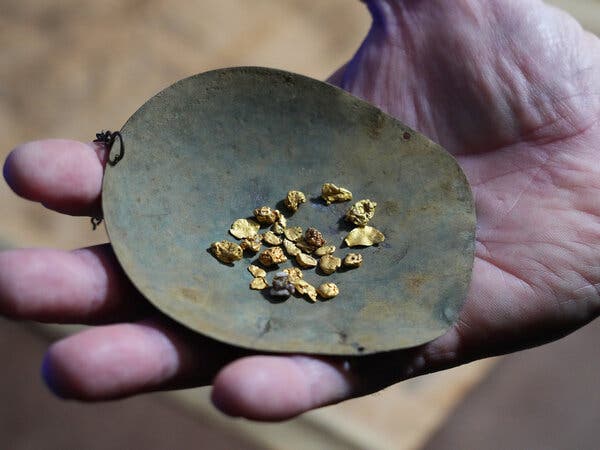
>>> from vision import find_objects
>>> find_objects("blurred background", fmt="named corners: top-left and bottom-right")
top-left (1, 0), bottom-right (600, 449)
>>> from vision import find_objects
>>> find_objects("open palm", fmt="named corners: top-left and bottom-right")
top-left (2, 0), bottom-right (599, 421)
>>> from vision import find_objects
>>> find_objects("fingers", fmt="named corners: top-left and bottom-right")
top-left (212, 355), bottom-right (357, 421)
top-left (43, 317), bottom-right (356, 417)
top-left (211, 325), bottom-right (467, 421)
top-left (40, 309), bottom-right (463, 420)
top-left (3, 139), bottom-right (106, 216)
top-left (0, 245), bottom-right (149, 324)
top-left (42, 319), bottom-right (244, 400)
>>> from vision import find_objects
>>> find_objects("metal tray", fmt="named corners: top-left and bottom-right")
top-left (102, 67), bottom-right (475, 355)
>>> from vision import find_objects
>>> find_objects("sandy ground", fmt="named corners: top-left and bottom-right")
top-left (0, 0), bottom-right (369, 250)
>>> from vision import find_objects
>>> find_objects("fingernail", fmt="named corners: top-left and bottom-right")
top-left (41, 352), bottom-right (67, 399)
top-left (2, 152), bottom-right (14, 187)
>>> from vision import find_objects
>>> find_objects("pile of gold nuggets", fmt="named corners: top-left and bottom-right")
top-left (210, 183), bottom-right (385, 302)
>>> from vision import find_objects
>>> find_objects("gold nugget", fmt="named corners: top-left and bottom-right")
top-left (314, 245), bottom-right (336, 257)
top-left (240, 235), bottom-right (262, 253)
top-left (210, 240), bottom-right (243, 263)
top-left (283, 238), bottom-right (301, 256)
top-left (262, 231), bottom-right (282, 246)
top-left (284, 226), bottom-right (303, 242)
top-left (345, 199), bottom-right (377, 226)
top-left (319, 254), bottom-right (341, 275)
top-left (296, 252), bottom-right (317, 269)
top-left (271, 214), bottom-right (287, 235)
top-left (254, 206), bottom-right (279, 225)
top-left (258, 246), bottom-right (287, 266)
top-left (229, 218), bottom-right (260, 239)
top-left (284, 190), bottom-right (307, 212)
top-left (248, 264), bottom-right (267, 278)
top-left (295, 279), bottom-right (318, 302)
top-left (283, 267), bottom-right (303, 283)
top-left (344, 226), bottom-right (385, 247)
top-left (305, 227), bottom-right (326, 248)
top-left (250, 277), bottom-right (269, 290)
top-left (321, 183), bottom-right (353, 204)
top-left (343, 253), bottom-right (363, 268)
top-left (317, 282), bottom-right (339, 299)
top-left (295, 237), bottom-right (316, 254)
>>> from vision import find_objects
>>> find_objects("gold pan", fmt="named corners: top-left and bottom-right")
top-left (102, 67), bottom-right (475, 355)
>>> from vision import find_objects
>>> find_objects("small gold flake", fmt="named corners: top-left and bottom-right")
top-left (321, 183), bottom-right (353, 205)
top-left (229, 218), bottom-right (260, 239)
top-left (250, 277), bottom-right (268, 290)
top-left (344, 226), bottom-right (385, 247)
top-left (314, 245), bottom-right (336, 257)
top-left (210, 240), bottom-right (243, 264)
top-left (296, 252), bottom-right (317, 269)
top-left (295, 280), bottom-right (318, 302)
top-left (283, 238), bottom-right (301, 256)
top-left (262, 231), bottom-right (282, 246)
top-left (248, 264), bottom-right (267, 278)
top-left (240, 235), bottom-right (262, 253)
top-left (258, 246), bottom-right (288, 266)
top-left (345, 199), bottom-right (377, 226)
top-left (254, 206), bottom-right (279, 225)
top-left (317, 282), bottom-right (339, 299)
top-left (305, 227), bottom-right (326, 248)
top-left (343, 253), bottom-right (363, 268)
top-left (284, 190), bottom-right (306, 212)
top-left (284, 226), bottom-right (303, 242)
top-left (319, 254), bottom-right (342, 275)
top-left (283, 267), bottom-right (303, 283)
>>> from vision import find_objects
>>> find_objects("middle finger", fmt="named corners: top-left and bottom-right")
top-left (0, 244), bottom-right (150, 324)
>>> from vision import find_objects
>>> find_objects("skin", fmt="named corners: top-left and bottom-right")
top-left (2, 0), bottom-right (600, 421)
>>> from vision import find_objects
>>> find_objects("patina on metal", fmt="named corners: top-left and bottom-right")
top-left (102, 67), bottom-right (476, 355)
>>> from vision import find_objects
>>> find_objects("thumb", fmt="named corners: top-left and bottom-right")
top-left (325, 0), bottom-right (414, 109)
top-left (326, 0), bottom-right (393, 89)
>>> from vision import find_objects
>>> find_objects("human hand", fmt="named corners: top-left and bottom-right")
top-left (2, 0), bottom-right (599, 421)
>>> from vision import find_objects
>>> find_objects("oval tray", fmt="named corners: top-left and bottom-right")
top-left (102, 67), bottom-right (475, 355)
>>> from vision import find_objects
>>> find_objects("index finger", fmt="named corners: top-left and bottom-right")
top-left (3, 139), bottom-right (107, 217)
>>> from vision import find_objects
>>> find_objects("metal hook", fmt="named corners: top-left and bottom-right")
top-left (91, 216), bottom-right (103, 230)
top-left (107, 131), bottom-right (124, 166)
top-left (94, 130), bottom-right (125, 166)
top-left (90, 129), bottom-right (125, 230)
